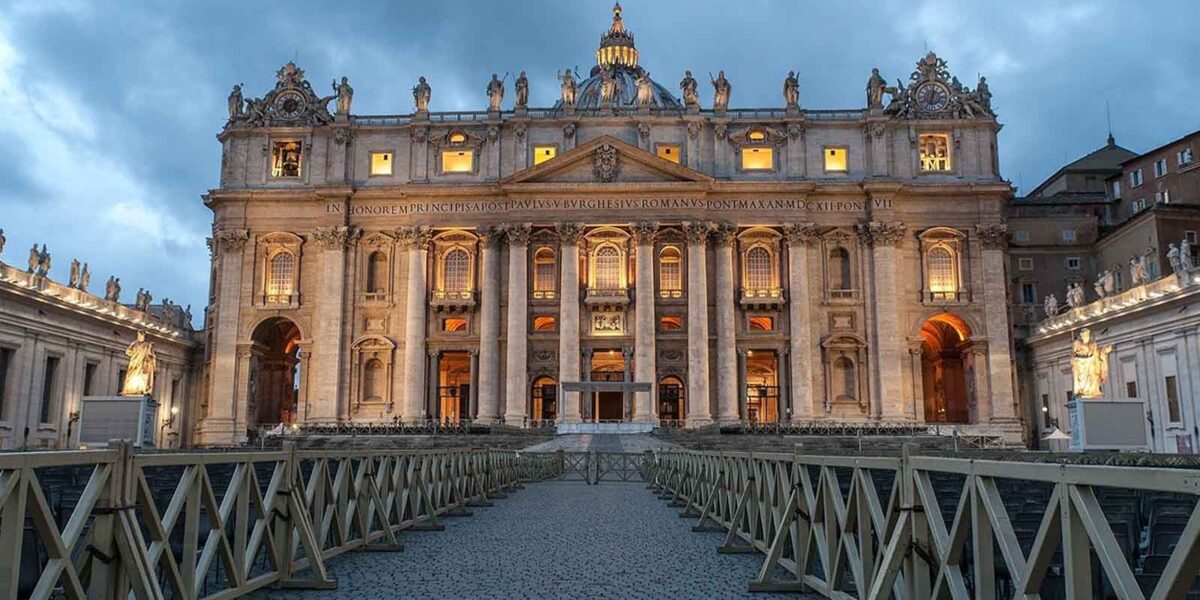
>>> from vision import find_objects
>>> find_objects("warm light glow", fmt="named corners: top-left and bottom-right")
top-left (271, 141), bottom-right (302, 178)
top-left (533, 145), bottom-right (557, 165)
top-left (748, 130), bottom-right (766, 141)
top-left (656, 144), bottom-right (680, 164)
top-left (926, 245), bottom-right (958, 294)
top-left (267, 252), bottom-right (295, 303)
top-left (533, 316), bottom-right (557, 331)
top-left (741, 147), bottom-right (774, 171)
top-left (448, 132), bottom-right (467, 144)
top-left (659, 315), bottom-right (684, 331)
top-left (170, 406), bottom-right (180, 415)
top-left (370, 152), bottom-right (393, 175)
top-left (442, 150), bottom-right (474, 173)
top-left (919, 134), bottom-right (951, 172)
top-left (749, 316), bottom-right (774, 331)
top-left (658, 246), bottom-right (682, 293)
top-left (442, 318), bottom-right (468, 332)
top-left (824, 147), bottom-right (847, 172)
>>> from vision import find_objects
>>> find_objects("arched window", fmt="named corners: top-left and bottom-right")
top-left (267, 252), bottom-right (294, 301)
top-left (659, 247), bottom-right (681, 294)
top-left (594, 245), bottom-right (622, 290)
top-left (443, 248), bottom-right (471, 292)
top-left (745, 246), bottom-right (773, 290)
top-left (926, 245), bottom-right (958, 296)
top-left (833, 356), bottom-right (856, 402)
top-left (362, 359), bottom-right (384, 403)
top-left (366, 251), bottom-right (388, 294)
top-left (829, 248), bottom-right (850, 290)
top-left (531, 376), bottom-right (557, 421)
top-left (533, 247), bottom-right (556, 295)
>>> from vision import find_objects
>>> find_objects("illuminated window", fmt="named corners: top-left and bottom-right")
top-left (824, 147), bottom-right (847, 172)
top-left (656, 144), bottom-right (680, 164)
top-left (271, 141), bottom-right (302, 178)
top-left (533, 316), bottom-right (557, 331)
top-left (919, 134), bottom-right (951, 172)
top-left (748, 129), bottom-right (767, 141)
top-left (442, 318), bottom-right (468, 333)
top-left (370, 152), bottom-right (394, 175)
top-left (448, 132), bottom-right (467, 144)
top-left (741, 147), bottom-right (774, 171)
top-left (749, 316), bottom-right (774, 331)
top-left (926, 245), bottom-right (958, 296)
top-left (659, 316), bottom-right (684, 331)
top-left (442, 248), bottom-right (471, 292)
top-left (267, 252), bottom-right (294, 302)
top-left (594, 245), bottom-right (622, 290)
top-left (533, 145), bottom-right (557, 165)
top-left (533, 247), bottom-right (556, 298)
top-left (442, 150), bottom-right (474, 173)
top-left (745, 246), bottom-right (773, 290)
top-left (659, 247), bottom-right (681, 294)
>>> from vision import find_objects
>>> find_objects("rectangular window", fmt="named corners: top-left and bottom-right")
top-left (1156, 190), bottom-right (1171, 205)
top-left (1186, 231), bottom-right (1197, 244)
top-left (532, 316), bottom-right (557, 332)
top-left (370, 152), bottom-right (393, 175)
top-left (741, 147), bottom-right (774, 171)
top-left (1018, 258), bottom-right (1034, 271)
top-left (1020, 282), bottom-right (1036, 305)
top-left (1154, 159), bottom-right (1168, 178)
top-left (1165, 375), bottom-right (1181, 424)
top-left (1065, 257), bottom-right (1081, 270)
top-left (532, 145), bottom-right (557, 165)
top-left (1014, 230), bottom-right (1030, 242)
top-left (441, 150), bottom-right (474, 173)
top-left (1179, 148), bottom-right (1194, 166)
top-left (656, 144), bottom-right (680, 164)
top-left (0, 347), bottom-right (11, 420)
top-left (1061, 229), bottom-right (1076, 242)
top-left (748, 316), bottom-right (774, 331)
top-left (823, 147), bottom-right (848, 172)
top-left (1130, 169), bottom-right (1143, 187)
top-left (1132, 198), bottom-right (1146, 213)
top-left (1121, 360), bottom-right (1138, 398)
top-left (1127, 381), bottom-right (1138, 398)
top-left (40, 356), bottom-right (60, 424)
top-left (83, 362), bottom-right (98, 396)
top-left (918, 134), bottom-right (951, 172)
top-left (442, 317), bottom-right (468, 333)
top-left (270, 141), bottom-right (303, 178)
top-left (1111, 180), bottom-right (1121, 199)
top-left (659, 315), bottom-right (684, 332)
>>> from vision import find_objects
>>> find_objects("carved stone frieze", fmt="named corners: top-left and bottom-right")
top-left (781, 222), bottom-right (821, 247)
top-left (630, 222), bottom-right (658, 245)
top-left (975, 223), bottom-right (1010, 249)
top-left (855, 221), bottom-right (907, 248)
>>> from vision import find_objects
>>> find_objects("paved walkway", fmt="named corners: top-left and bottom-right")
top-left (250, 482), bottom-right (808, 599)
top-left (521, 433), bottom-right (679, 453)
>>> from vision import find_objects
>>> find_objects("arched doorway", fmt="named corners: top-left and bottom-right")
top-left (745, 350), bottom-right (779, 423)
top-left (249, 317), bottom-right (302, 427)
top-left (920, 313), bottom-right (971, 423)
top-left (658, 376), bottom-right (685, 423)
top-left (531, 376), bottom-right (557, 422)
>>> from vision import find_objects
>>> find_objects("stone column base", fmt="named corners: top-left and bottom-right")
top-left (685, 417), bottom-right (714, 429)
top-left (194, 418), bottom-right (240, 447)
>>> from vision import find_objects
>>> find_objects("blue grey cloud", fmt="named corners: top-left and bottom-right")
top-left (1, 0), bottom-right (1197, 320)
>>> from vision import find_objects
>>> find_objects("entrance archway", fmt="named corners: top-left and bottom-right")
top-left (531, 376), bottom-right (557, 422)
top-left (658, 376), bottom-right (685, 422)
top-left (589, 350), bottom-right (626, 422)
top-left (249, 317), bottom-right (302, 427)
top-left (745, 350), bottom-right (779, 423)
top-left (437, 351), bottom-right (471, 423)
top-left (920, 313), bottom-right (971, 423)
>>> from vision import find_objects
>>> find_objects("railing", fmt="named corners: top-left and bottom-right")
top-left (0, 441), bottom-right (550, 599)
top-left (532, 451), bottom-right (654, 484)
top-left (646, 447), bottom-right (1200, 599)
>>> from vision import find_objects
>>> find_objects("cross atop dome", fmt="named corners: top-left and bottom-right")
top-left (597, 2), bottom-right (638, 69)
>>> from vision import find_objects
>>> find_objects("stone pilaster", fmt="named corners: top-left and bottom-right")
top-left (198, 228), bottom-right (249, 445)
top-left (504, 224), bottom-right (531, 425)
top-left (309, 225), bottom-right (359, 423)
top-left (468, 349), bottom-right (479, 419)
top-left (976, 223), bottom-right (1017, 422)
top-left (712, 223), bottom-right (739, 423)
top-left (557, 222), bottom-right (584, 423)
top-left (782, 223), bottom-right (819, 421)
top-left (631, 221), bottom-right (658, 423)
top-left (398, 226), bottom-right (432, 422)
top-left (682, 221), bottom-right (713, 427)
top-left (857, 220), bottom-right (907, 419)
top-left (476, 227), bottom-right (502, 423)
top-left (427, 350), bottom-right (440, 420)
top-left (737, 349), bottom-right (748, 420)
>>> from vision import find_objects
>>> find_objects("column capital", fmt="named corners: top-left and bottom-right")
top-left (975, 222), bottom-right (1010, 249)
top-left (478, 225), bottom-right (504, 249)
top-left (395, 226), bottom-right (433, 250)
top-left (427, 349), bottom-right (441, 358)
top-left (504, 223), bottom-right (532, 246)
top-left (469, 348), bottom-right (480, 357)
top-left (555, 222), bottom-right (585, 246)
top-left (681, 221), bottom-right (713, 245)
top-left (312, 225), bottom-right (361, 250)
top-left (214, 228), bottom-right (250, 253)
top-left (855, 221), bottom-right (906, 248)
top-left (630, 222), bottom-right (659, 245)
top-left (711, 222), bottom-right (738, 247)
top-left (781, 222), bottom-right (821, 247)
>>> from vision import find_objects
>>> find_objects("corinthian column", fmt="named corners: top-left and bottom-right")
top-left (632, 222), bottom-right (658, 423)
top-left (557, 223), bottom-right (584, 423)
top-left (504, 224), bottom-right (531, 425)
top-left (399, 226), bottom-right (432, 422)
top-left (199, 228), bottom-right (249, 445)
top-left (858, 220), bottom-right (907, 419)
top-left (976, 223), bottom-right (1017, 423)
top-left (712, 223), bottom-right (739, 424)
top-left (310, 225), bottom-right (360, 423)
top-left (476, 227), bottom-right (502, 423)
top-left (682, 221), bottom-right (713, 427)
top-left (783, 223), bottom-right (818, 421)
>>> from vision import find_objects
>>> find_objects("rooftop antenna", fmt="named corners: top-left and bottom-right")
top-left (1105, 99), bottom-right (1114, 145)
top-left (292, 49), bottom-right (298, 64)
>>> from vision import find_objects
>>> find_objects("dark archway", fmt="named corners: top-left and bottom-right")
top-left (249, 317), bottom-right (302, 427)
top-left (920, 313), bottom-right (971, 424)
top-left (658, 376), bottom-right (685, 423)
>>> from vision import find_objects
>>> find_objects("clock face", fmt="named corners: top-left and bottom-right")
top-left (915, 82), bottom-right (950, 112)
top-left (274, 90), bottom-right (307, 120)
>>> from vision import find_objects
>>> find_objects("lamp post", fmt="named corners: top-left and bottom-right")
top-left (159, 405), bottom-right (179, 448)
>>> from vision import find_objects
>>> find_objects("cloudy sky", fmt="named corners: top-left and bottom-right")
top-left (1, 0), bottom-right (1198, 324)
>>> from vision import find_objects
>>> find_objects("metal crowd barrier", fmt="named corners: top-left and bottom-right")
top-left (0, 442), bottom-right (551, 599)
top-left (646, 446), bottom-right (1200, 599)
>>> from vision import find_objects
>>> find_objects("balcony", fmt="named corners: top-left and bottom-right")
top-left (585, 287), bottom-right (629, 310)
top-left (658, 288), bottom-right (684, 300)
top-left (740, 287), bottom-right (784, 309)
top-left (431, 290), bottom-right (475, 312)
top-left (922, 290), bottom-right (970, 305)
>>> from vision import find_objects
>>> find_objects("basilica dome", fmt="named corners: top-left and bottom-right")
top-left (555, 4), bottom-right (681, 110)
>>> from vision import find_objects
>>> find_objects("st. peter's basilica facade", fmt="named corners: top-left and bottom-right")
top-left (198, 5), bottom-right (1017, 445)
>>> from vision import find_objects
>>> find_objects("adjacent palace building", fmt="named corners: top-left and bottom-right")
top-left (198, 6), bottom-right (1018, 445)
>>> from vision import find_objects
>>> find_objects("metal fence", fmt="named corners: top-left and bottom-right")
top-left (0, 442), bottom-right (550, 599)
top-left (524, 451), bottom-right (654, 485)
top-left (646, 447), bottom-right (1200, 599)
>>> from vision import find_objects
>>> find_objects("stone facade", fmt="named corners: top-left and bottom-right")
top-left (199, 6), bottom-right (1019, 445)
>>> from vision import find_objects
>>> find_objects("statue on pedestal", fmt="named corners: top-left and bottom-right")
top-left (332, 77), bottom-right (353, 115)
top-left (1066, 282), bottom-right (1085, 309)
top-left (1168, 243), bottom-right (1182, 274)
top-left (599, 66), bottom-right (617, 106)
top-left (486, 73), bottom-right (504, 111)
top-left (1071, 327), bottom-right (1112, 399)
top-left (104, 276), bottom-right (121, 302)
top-left (1043, 293), bottom-right (1059, 318)
top-left (1130, 254), bottom-right (1149, 286)
top-left (27, 243), bottom-right (39, 273)
top-left (227, 84), bottom-right (244, 119)
top-left (1182, 238), bottom-right (1194, 270)
top-left (866, 67), bottom-right (887, 109)
top-left (68, 259), bottom-right (81, 288)
top-left (79, 263), bottom-right (90, 292)
top-left (783, 70), bottom-right (799, 109)
top-left (710, 70), bottom-right (731, 112)
top-left (558, 68), bottom-right (577, 108)
top-left (680, 70), bottom-right (698, 110)
top-left (35, 245), bottom-right (50, 277)
top-left (635, 70), bottom-right (653, 107)
top-left (514, 71), bottom-right (529, 109)
top-left (413, 76), bottom-right (431, 113)
top-left (120, 331), bottom-right (157, 396)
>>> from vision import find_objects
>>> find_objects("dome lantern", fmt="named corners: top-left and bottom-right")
top-left (596, 3), bottom-right (638, 69)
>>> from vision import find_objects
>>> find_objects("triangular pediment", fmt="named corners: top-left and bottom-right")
top-left (501, 135), bottom-right (713, 186)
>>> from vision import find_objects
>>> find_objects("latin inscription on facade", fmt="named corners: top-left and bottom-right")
top-left (328, 197), bottom-right (891, 217)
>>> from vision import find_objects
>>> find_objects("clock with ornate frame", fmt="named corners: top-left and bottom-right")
top-left (273, 89), bottom-right (308, 121)
top-left (914, 81), bottom-right (950, 113)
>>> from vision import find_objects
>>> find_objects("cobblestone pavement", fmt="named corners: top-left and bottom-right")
top-left (521, 433), bottom-right (679, 453)
top-left (249, 481), bottom-right (812, 599)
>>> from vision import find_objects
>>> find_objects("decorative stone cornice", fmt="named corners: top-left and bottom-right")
top-left (975, 223), bottom-right (1010, 249)
top-left (711, 222), bottom-right (738, 247)
top-left (555, 222), bottom-right (585, 246)
top-left (781, 222), bottom-right (821, 247)
top-left (504, 223), bottom-right (532, 246)
top-left (681, 221), bottom-right (713, 245)
top-left (312, 226), bottom-right (360, 250)
top-left (630, 222), bottom-right (658, 245)
top-left (395, 226), bottom-right (433, 250)
top-left (214, 228), bottom-right (250, 253)
top-left (855, 221), bottom-right (907, 247)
